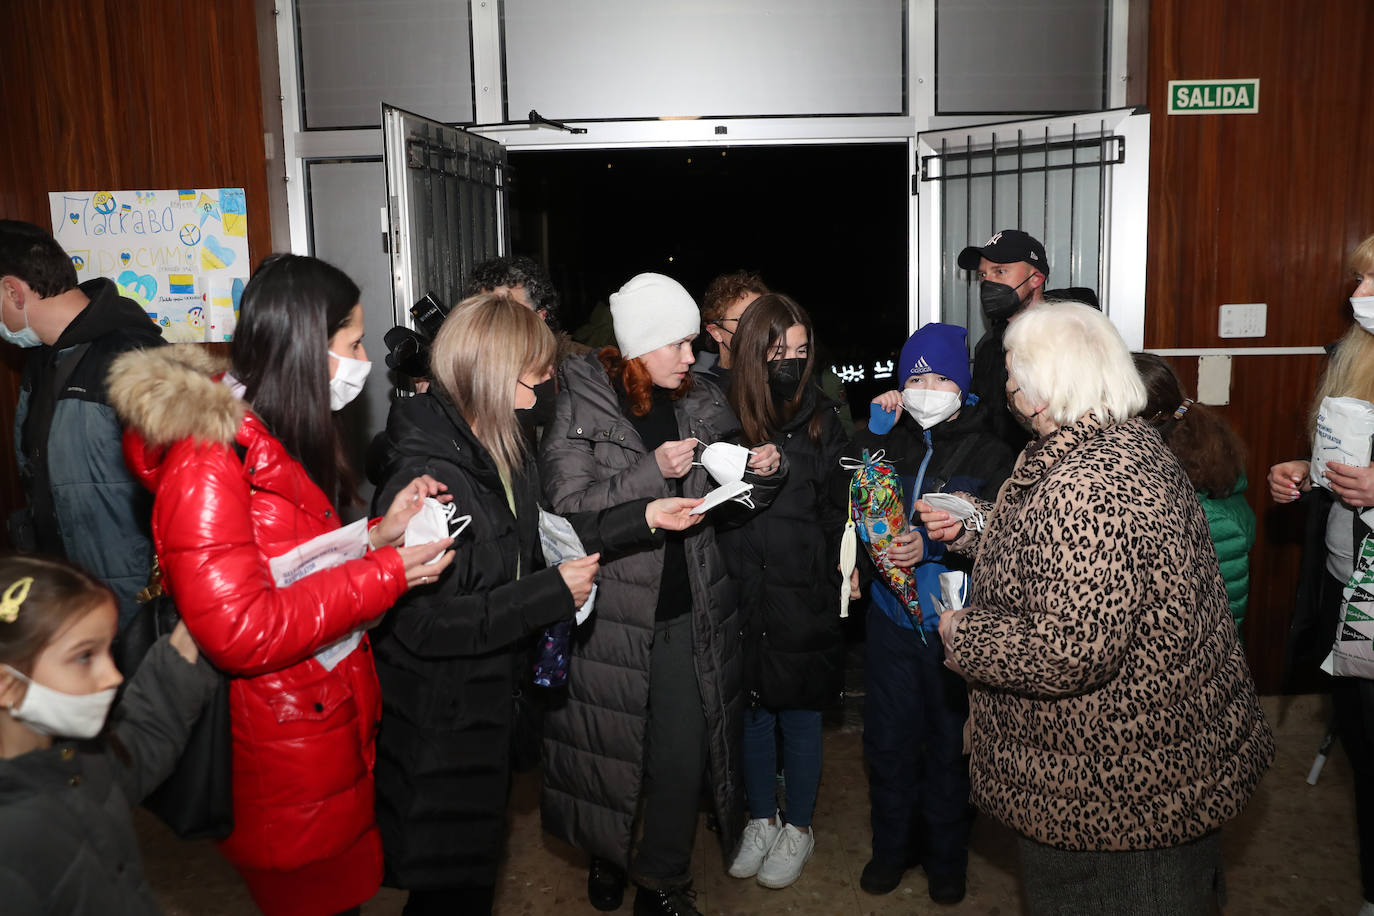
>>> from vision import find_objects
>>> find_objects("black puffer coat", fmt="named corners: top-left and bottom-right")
top-left (538, 352), bottom-right (786, 869)
top-left (369, 390), bottom-right (659, 890)
top-left (719, 387), bottom-right (851, 710)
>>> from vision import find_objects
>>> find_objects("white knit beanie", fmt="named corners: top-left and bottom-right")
top-left (609, 273), bottom-right (700, 360)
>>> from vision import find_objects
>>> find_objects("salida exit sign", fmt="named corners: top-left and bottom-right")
top-left (1167, 79), bottom-right (1260, 115)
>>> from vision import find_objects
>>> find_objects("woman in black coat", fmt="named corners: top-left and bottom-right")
top-left (714, 294), bottom-right (851, 890)
top-left (369, 294), bottom-right (702, 916)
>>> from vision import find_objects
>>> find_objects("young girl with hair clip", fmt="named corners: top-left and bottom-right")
top-left (109, 253), bottom-right (455, 916)
top-left (1268, 232), bottom-right (1374, 916)
top-left (368, 293), bottom-right (704, 916)
top-left (0, 553), bottom-right (216, 914)
top-left (1134, 353), bottom-right (1255, 635)
top-left (539, 273), bottom-right (786, 916)
top-left (714, 293), bottom-right (851, 890)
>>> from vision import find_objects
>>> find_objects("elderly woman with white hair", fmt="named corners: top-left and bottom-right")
top-left (918, 302), bottom-right (1274, 915)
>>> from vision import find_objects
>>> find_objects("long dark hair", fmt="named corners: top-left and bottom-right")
top-left (1133, 352), bottom-right (1246, 497)
top-left (728, 293), bottom-right (823, 445)
top-left (231, 254), bottom-right (360, 506)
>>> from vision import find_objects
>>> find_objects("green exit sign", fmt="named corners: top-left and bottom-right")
top-left (1167, 79), bottom-right (1260, 115)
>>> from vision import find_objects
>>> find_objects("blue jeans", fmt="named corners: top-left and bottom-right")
top-left (742, 706), bottom-right (823, 827)
top-left (862, 604), bottom-right (971, 876)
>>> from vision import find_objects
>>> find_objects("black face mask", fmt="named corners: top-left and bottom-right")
top-left (767, 357), bottom-right (806, 402)
top-left (980, 274), bottom-right (1034, 323)
top-left (516, 378), bottom-right (557, 429)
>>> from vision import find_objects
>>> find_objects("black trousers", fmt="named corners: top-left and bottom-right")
top-left (862, 605), bottom-right (971, 877)
top-left (629, 613), bottom-right (708, 891)
top-left (1321, 571), bottom-right (1374, 902)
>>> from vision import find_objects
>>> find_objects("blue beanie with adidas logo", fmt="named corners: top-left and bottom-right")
top-left (898, 322), bottom-right (971, 395)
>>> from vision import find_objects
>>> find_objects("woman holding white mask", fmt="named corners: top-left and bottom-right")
top-left (1269, 232), bottom-right (1374, 916)
top-left (844, 321), bottom-right (1014, 904)
top-left (539, 272), bottom-right (784, 916)
top-left (110, 254), bottom-right (453, 916)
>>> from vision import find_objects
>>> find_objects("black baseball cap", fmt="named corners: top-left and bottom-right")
top-left (957, 229), bottom-right (1050, 278)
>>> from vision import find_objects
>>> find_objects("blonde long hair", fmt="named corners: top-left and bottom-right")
top-left (1308, 233), bottom-right (1374, 436)
top-left (430, 292), bottom-right (556, 479)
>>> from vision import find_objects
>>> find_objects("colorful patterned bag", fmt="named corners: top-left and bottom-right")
top-left (1323, 528), bottom-right (1374, 679)
top-left (838, 449), bottom-right (923, 625)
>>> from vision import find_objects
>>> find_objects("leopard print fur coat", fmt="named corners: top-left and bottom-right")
top-left (947, 415), bottom-right (1274, 851)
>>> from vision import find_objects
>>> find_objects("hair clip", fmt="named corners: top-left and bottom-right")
top-left (1171, 398), bottom-right (1194, 421)
top-left (0, 577), bottom-right (34, 624)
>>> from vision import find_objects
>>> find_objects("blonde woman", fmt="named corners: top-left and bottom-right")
top-left (1268, 232), bottom-right (1374, 916)
top-left (368, 293), bottom-right (702, 916)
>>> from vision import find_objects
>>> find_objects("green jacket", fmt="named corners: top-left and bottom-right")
top-left (1198, 475), bottom-right (1257, 637)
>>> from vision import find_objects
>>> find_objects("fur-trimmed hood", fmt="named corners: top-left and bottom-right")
top-left (107, 344), bottom-right (244, 448)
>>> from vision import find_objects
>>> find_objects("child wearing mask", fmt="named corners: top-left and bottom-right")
top-left (842, 322), bottom-right (1015, 905)
top-left (0, 553), bottom-right (218, 914)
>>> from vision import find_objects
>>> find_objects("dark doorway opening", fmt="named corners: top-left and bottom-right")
top-left (507, 143), bottom-right (909, 415)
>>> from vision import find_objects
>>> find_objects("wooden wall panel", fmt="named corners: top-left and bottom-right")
top-left (1147, 0), bottom-right (1374, 691)
top-left (0, 0), bottom-right (272, 542)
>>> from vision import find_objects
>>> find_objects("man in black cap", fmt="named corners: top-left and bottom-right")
top-left (959, 229), bottom-right (1051, 451)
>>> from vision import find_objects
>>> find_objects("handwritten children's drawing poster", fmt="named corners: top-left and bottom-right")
top-left (49, 188), bottom-right (249, 343)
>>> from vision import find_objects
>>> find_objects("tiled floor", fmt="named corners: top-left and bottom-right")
top-left (143, 692), bottom-right (1362, 915)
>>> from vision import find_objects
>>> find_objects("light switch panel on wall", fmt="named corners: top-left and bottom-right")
top-left (1218, 303), bottom-right (1267, 338)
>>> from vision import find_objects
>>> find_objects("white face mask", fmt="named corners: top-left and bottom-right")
top-left (3, 664), bottom-right (117, 739)
top-left (696, 441), bottom-right (751, 485)
top-left (901, 387), bottom-right (961, 429)
top-left (0, 288), bottom-right (42, 349)
top-left (1353, 295), bottom-right (1374, 333)
top-left (693, 441), bottom-right (756, 509)
top-left (328, 351), bottom-right (372, 410)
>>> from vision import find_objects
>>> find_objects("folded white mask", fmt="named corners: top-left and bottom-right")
top-left (696, 441), bottom-right (752, 485)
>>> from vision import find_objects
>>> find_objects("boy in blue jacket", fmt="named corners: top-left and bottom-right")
top-left (843, 322), bottom-right (1015, 905)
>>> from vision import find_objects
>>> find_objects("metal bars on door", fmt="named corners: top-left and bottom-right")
top-left (382, 104), bottom-right (508, 327)
top-left (914, 108), bottom-right (1149, 350)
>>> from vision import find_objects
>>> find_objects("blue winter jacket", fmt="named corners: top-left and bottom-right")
top-left (847, 401), bottom-right (1015, 634)
top-left (11, 278), bottom-right (163, 626)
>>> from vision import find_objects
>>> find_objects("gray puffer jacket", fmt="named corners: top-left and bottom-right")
top-left (538, 352), bottom-right (785, 868)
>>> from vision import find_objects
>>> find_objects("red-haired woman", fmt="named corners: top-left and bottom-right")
top-left (539, 273), bottom-right (785, 916)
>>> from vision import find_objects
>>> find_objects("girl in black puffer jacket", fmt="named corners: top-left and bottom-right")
top-left (716, 294), bottom-right (851, 890)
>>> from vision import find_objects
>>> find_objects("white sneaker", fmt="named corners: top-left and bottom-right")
top-left (728, 814), bottom-right (782, 878)
top-left (756, 823), bottom-right (814, 889)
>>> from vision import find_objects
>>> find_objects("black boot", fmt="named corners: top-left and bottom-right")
top-left (588, 858), bottom-right (626, 912)
top-left (632, 884), bottom-right (702, 916)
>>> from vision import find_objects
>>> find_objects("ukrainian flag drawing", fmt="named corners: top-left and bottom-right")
top-left (168, 274), bottom-right (195, 295)
top-left (179, 189), bottom-right (196, 201)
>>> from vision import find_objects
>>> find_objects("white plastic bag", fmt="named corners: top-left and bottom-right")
top-left (1313, 396), bottom-right (1374, 490)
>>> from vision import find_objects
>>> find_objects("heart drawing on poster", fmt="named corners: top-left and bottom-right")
top-left (200, 235), bottom-right (237, 271)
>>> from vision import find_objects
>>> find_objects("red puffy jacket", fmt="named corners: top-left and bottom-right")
top-left (110, 346), bottom-right (407, 877)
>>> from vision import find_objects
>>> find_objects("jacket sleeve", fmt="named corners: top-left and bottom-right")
top-left (819, 413), bottom-right (855, 586)
top-left (52, 401), bottom-right (154, 625)
top-left (150, 439), bottom-right (409, 676)
top-left (568, 498), bottom-right (664, 559)
top-left (107, 636), bottom-right (220, 803)
top-left (949, 477), bottom-right (1142, 697)
top-left (386, 564), bottom-right (574, 659)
